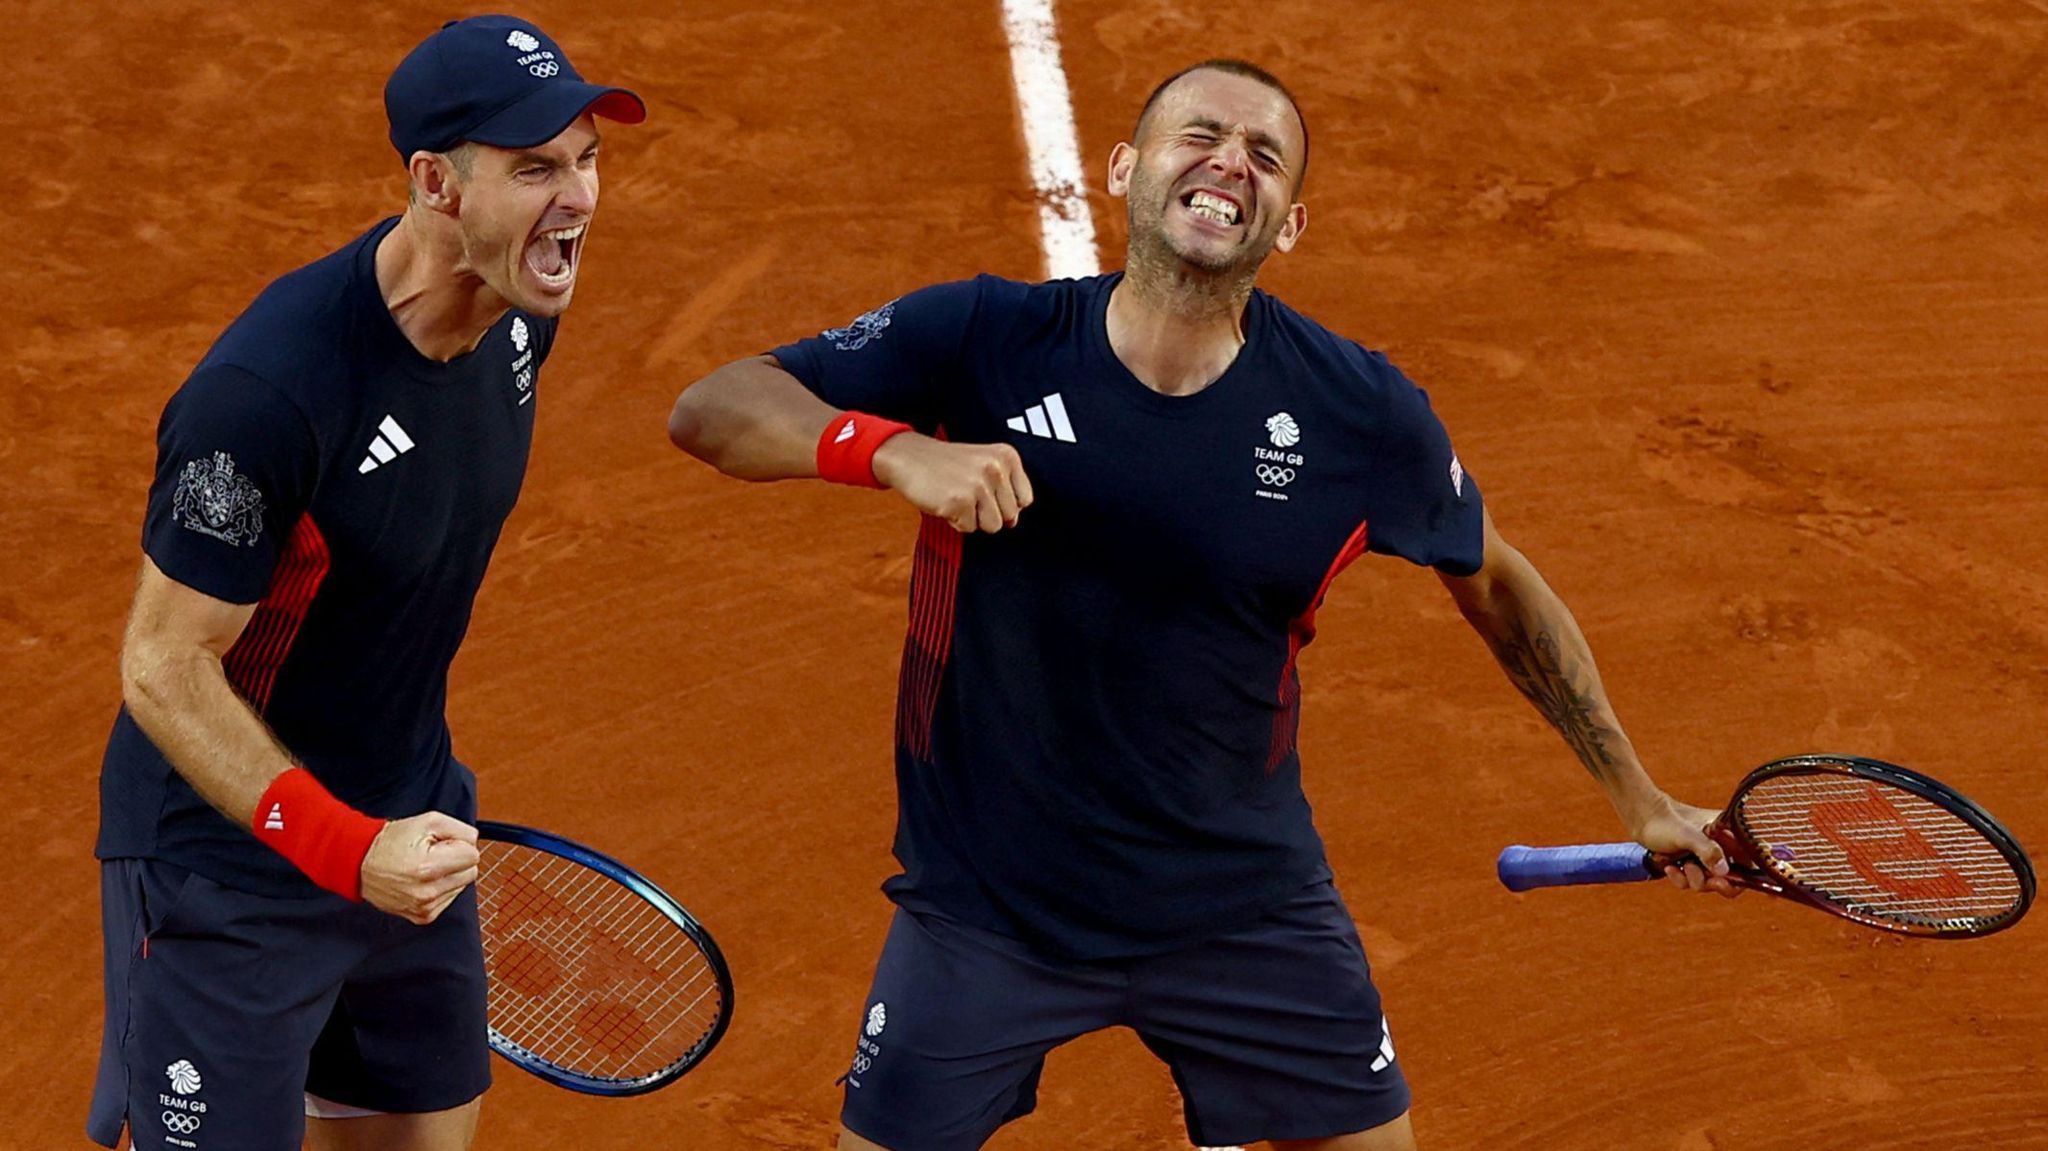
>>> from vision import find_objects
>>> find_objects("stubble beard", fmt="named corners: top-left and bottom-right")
top-left (1122, 171), bottom-right (1272, 316)
top-left (464, 214), bottom-right (559, 317)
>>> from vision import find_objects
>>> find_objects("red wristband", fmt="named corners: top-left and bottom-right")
top-left (251, 768), bottom-right (386, 901)
top-left (817, 412), bottom-right (912, 488)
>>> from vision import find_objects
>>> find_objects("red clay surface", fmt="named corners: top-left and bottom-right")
top-left (7, 2), bottom-right (2046, 1148)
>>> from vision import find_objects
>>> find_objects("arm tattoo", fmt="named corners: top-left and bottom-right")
top-left (1482, 618), bottom-right (1618, 779)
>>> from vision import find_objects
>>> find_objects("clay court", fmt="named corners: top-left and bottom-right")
top-left (7, 0), bottom-right (2047, 1147)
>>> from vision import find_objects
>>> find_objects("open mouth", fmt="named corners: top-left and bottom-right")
top-left (1179, 188), bottom-right (1244, 229)
top-left (523, 222), bottom-right (586, 289)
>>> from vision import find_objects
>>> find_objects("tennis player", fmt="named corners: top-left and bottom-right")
top-left (669, 60), bottom-right (1729, 1151)
top-left (87, 17), bottom-right (642, 1151)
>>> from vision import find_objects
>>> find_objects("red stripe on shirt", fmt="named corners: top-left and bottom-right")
top-left (222, 515), bottom-right (331, 714)
top-left (896, 515), bottom-right (964, 761)
top-left (1266, 519), bottom-right (1371, 772)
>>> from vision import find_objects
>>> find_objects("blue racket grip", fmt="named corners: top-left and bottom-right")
top-left (1497, 843), bottom-right (1657, 892)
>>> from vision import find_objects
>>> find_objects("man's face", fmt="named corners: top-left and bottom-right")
top-left (451, 115), bottom-right (602, 316)
top-left (1111, 71), bottom-right (1307, 276)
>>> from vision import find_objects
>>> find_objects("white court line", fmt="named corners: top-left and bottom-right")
top-left (999, 0), bottom-right (1102, 279)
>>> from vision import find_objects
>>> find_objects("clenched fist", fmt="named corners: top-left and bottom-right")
top-left (873, 434), bottom-right (1035, 533)
top-left (360, 811), bottom-right (480, 924)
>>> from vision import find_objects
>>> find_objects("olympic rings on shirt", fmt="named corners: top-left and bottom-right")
top-left (1255, 464), bottom-right (1296, 487)
top-left (162, 1112), bottom-right (202, 1135)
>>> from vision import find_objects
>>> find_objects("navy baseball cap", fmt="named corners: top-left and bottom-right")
top-left (385, 14), bottom-right (645, 159)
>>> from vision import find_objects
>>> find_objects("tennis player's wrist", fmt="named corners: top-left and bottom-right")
top-left (816, 412), bottom-right (912, 488)
top-left (251, 767), bottom-right (387, 901)
top-left (1611, 782), bottom-right (1675, 834)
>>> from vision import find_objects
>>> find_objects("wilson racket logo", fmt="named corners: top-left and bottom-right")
top-left (1806, 785), bottom-right (1976, 902)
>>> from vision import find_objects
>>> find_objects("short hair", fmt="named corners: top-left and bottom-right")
top-left (445, 141), bottom-right (479, 178)
top-left (407, 142), bottom-right (479, 205)
top-left (1133, 59), bottom-right (1308, 189)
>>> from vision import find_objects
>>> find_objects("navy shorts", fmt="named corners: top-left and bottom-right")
top-left (840, 880), bottom-right (1408, 1151)
top-left (87, 857), bottom-right (491, 1150)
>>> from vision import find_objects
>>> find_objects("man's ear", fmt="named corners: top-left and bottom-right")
top-left (1273, 202), bottom-right (1308, 254)
top-left (1106, 142), bottom-right (1136, 197)
top-left (407, 150), bottom-right (462, 215)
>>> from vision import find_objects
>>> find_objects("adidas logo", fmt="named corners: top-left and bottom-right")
top-left (263, 802), bottom-right (285, 831)
top-left (1004, 393), bottom-right (1077, 443)
top-left (357, 415), bottom-right (416, 474)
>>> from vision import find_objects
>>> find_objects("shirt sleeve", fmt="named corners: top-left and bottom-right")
top-left (142, 364), bottom-right (319, 605)
top-left (1362, 355), bottom-right (1485, 576)
top-left (767, 278), bottom-right (982, 434)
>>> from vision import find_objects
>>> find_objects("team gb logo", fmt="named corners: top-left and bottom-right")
top-left (506, 30), bottom-right (539, 52)
top-left (511, 316), bottom-right (529, 352)
top-left (864, 1002), bottom-right (887, 1037)
top-left (1266, 412), bottom-right (1301, 448)
top-left (166, 1059), bottom-right (203, 1095)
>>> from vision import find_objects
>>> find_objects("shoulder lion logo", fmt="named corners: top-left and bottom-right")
top-left (824, 302), bottom-right (896, 352)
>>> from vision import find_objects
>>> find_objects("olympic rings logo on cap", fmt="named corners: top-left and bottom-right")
top-left (529, 60), bottom-right (560, 78)
top-left (162, 1112), bottom-right (202, 1135)
top-left (1255, 464), bottom-right (1296, 487)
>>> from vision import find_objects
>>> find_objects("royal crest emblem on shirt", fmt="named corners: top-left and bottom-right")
top-left (172, 451), bottom-right (265, 546)
top-left (824, 301), bottom-right (895, 352)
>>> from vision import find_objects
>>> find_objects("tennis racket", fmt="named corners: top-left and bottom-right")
top-left (475, 821), bottom-right (733, 1094)
top-left (1497, 755), bottom-right (2034, 938)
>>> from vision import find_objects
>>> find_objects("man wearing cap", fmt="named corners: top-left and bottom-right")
top-left (86, 16), bottom-right (642, 1150)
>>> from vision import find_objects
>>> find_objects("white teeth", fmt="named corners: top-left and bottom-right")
top-left (528, 224), bottom-right (582, 286)
top-left (1187, 191), bottom-right (1240, 224)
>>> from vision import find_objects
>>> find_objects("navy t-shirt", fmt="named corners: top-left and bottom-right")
top-left (96, 216), bottom-right (556, 897)
top-left (773, 273), bottom-right (1484, 959)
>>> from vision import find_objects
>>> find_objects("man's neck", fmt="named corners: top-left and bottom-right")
top-left (374, 210), bottom-right (511, 363)
top-left (1106, 253), bottom-right (1256, 397)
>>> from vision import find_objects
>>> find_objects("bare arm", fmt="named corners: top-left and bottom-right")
top-left (1440, 509), bottom-right (1733, 894)
top-left (121, 556), bottom-right (291, 824)
top-left (665, 355), bottom-right (841, 481)
top-left (119, 557), bottom-right (478, 921)
top-left (667, 354), bottom-right (1035, 533)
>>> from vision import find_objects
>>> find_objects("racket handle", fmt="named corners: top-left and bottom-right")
top-left (1497, 843), bottom-right (1657, 891)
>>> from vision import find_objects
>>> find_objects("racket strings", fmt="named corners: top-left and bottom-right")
top-left (486, 860), bottom-right (720, 1078)
top-left (479, 843), bottom-right (723, 1084)
top-left (1736, 773), bottom-right (2024, 929)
